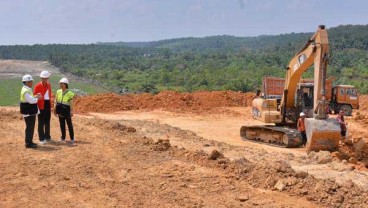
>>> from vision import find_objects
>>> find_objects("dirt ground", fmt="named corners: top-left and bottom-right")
top-left (89, 107), bottom-right (368, 182)
top-left (0, 108), bottom-right (322, 208)
top-left (1, 103), bottom-right (368, 207)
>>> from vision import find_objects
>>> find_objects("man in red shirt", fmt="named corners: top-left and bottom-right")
top-left (34, 71), bottom-right (53, 144)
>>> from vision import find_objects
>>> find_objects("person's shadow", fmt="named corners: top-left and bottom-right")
top-left (73, 140), bottom-right (91, 145)
top-left (45, 140), bottom-right (92, 148)
top-left (34, 145), bottom-right (61, 151)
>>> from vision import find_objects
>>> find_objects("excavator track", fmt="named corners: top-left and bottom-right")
top-left (240, 125), bottom-right (303, 148)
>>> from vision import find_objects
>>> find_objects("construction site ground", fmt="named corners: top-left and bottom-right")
top-left (1, 60), bottom-right (368, 207)
top-left (1, 93), bottom-right (368, 207)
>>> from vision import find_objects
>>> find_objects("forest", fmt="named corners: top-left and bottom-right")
top-left (0, 24), bottom-right (367, 93)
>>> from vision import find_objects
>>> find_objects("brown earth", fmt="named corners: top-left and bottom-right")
top-left (0, 108), bottom-right (319, 208)
top-left (2, 108), bottom-right (368, 208)
top-left (74, 91), bottom-right (368, 164)
top-left (74, 92), bottom-right (367, 114)
top-left (74, 92), bottom-right (368, 161)
top-left (2, 60), bottom-right (368, 207)
top-left (2, 87), bottom-right (368, 207)
top-left (73, 91), bottom-right (255, 114)
top-left (360, 95), bottom-right (368, 111)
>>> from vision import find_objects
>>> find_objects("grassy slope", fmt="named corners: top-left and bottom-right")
top-left (0, 73), bottom-right (108, 106)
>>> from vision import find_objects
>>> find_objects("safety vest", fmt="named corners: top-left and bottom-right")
top-left (55, 89), bottom-right (74, 117)
top-left (19, 86), bottom-right (38, 115)
top-left (56, 89), bottom-right (75, 105)
top-left (20, 86), bottom-right (33, 103)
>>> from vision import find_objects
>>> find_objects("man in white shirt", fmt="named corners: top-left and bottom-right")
top-left (20, 75), bottom-right (42, 148)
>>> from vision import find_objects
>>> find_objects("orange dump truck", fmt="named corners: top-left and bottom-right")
top-left (262, 77), bottom-right (359, 116)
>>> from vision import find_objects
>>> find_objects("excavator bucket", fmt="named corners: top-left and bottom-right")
top-left (305, 118), bottom-right (341, 153)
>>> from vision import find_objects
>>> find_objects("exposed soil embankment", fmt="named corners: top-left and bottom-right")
top-left (74, 91), bottom-right (255, 113)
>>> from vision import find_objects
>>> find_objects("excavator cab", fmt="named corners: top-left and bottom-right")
top-left (296, 83), bottom-right (314, 118)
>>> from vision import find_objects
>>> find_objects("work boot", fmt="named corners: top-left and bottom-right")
top-left (26, 143), bottom-right (37, 148)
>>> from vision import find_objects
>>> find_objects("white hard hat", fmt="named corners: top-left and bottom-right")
top-left (22, 74), bottom-right (33, 82)
top-left (59, 78), bottom-right (69, 84)
top-left (40, 70), bottom-right (51, 78)
top-left (300, 112), bottom-right (306, 117)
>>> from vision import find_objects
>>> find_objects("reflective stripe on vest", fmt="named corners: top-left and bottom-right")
top-left (20, 86), bottom-right (33, 103)
top-left (56, 89), bottom-right (75, 106)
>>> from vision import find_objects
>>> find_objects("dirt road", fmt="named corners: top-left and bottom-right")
top-left (89, 108), bottom-right (308, 156)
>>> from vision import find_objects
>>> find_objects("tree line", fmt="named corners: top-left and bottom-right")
top-left (0, 24), bottom-right (367, 93)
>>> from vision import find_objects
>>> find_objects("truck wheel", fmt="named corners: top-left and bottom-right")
top-left (340, 105), bottom-right (352, 116)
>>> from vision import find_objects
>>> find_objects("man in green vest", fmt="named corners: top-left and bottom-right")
top-left (20, 75), bottom-right (43, 148)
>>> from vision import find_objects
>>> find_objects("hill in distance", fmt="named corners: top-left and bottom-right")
top-left (1, 24), bottom-right (367, 93)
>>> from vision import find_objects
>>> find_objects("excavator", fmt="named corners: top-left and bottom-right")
top-left (240, 25), bottom-right (341, 152)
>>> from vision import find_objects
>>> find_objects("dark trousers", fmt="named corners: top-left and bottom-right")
top-left (59, 116), bottom-right (74, 140)
top-left (301, 131), bottom-right (307, 145)
top-left (24, 115), bottom-right (36, 145)
top-left (38, 100), bottom-right (51, 141)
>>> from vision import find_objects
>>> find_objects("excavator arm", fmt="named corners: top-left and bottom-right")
top-left (241, 25), bottom-right (341, 152)
top-left (280, 25), bottom-right (340, 152)
top-left (281, 25), bottom-right (330, 121)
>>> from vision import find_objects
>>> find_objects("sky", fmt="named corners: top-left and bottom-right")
top-left (0, 0), bottom-right (367, 45)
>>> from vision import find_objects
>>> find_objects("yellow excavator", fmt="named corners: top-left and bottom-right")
top-left (240, 25), bottom-right (341, 152)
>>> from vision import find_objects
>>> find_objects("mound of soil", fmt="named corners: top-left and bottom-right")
top-left (74, 91), bottom-right (255, 113)
top-left (360, 95), bottom-right (368, 111)
top-left (172, 146), bottom-right (368, 207)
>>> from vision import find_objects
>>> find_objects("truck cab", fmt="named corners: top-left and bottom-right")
top-left (330, 85), bottom-right (359, 115)
top-left (262, 77), bottom-right (360, 117)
